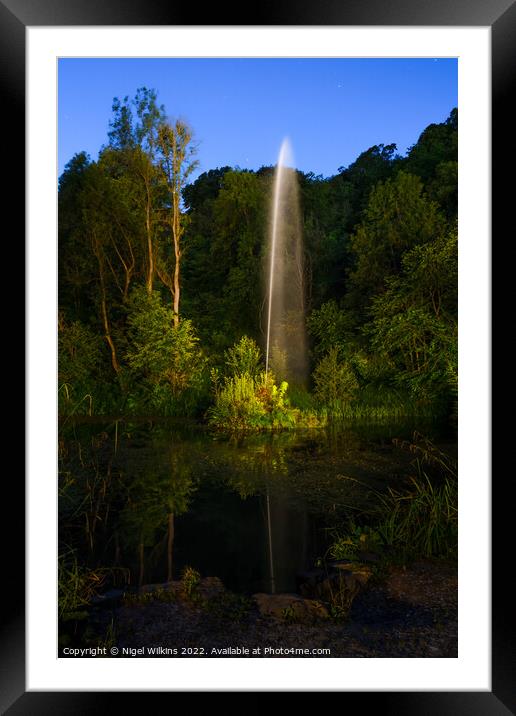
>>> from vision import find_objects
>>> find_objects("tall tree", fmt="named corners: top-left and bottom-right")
top-left (108, 88), bottom-right (166, 294)
top-left (367, 224), bottom-right (457, 401)
top-left (156, 119), bottom-right (198, 326)
top-left (347, 171), bottom-right (446, 313)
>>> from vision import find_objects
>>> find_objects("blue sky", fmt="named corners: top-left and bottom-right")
top-left (58, 58), bottom-right (457, 181)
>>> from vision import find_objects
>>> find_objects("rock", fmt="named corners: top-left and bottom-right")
top-left (198, 576), bottom-right (225, 600)
top-left (253, 593), bottom-right (329, 622)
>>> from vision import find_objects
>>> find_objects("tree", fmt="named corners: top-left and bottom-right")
top-left (107, 88), bottom-right (166, 294)
top-left (307, 300), bottom-right (355, 359)
top-left (367, 225), bottom-right (457, 402)
top-left (180, 167), bottom-right (233, 341)
top-left (58, 152), bottom-right (96, 319)
top-left (125, 287), bottom-right (206, 411)
top-left (211, 170), bottom-right (267, 343)
top-left (338, 143), bottom-right (401, 226)
top-left (347, 171), bottom-right (446, 310)
top-left (78, 163), bottom-right (124, 373)
top-left (313, 346), bottom-right (359, 414)
top-left (402, 108), bottom-right (458, 220)
top-left (404, 108), bottom-right (458, 183)
top-left (155, 119), bottom-right (198, 325)
top-left (223, 336), bottom-right (263, 379)
top-left (300, 172), bottom-right (354, 309)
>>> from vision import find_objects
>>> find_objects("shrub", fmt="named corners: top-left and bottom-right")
top-left (125, 287), bottom-right (208, 414)
top-left (208, 371), bottom-right (299, 431)
top-left (328, 524), bottom-right (383, 561)
top-left (58, 317), bottom-right (106, 414)
top-left (223, 336), bottom-right (262, 379)
top-left (313, 346), bottom-right (359, 416)
top-left (180, 566), bottom-right (201, 600)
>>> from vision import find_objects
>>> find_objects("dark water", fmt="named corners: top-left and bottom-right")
top-left (58, 418), bottom-right (456, 595)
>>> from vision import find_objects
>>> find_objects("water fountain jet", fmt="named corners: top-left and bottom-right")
top-left (265, 139), bottom-right (307, 385)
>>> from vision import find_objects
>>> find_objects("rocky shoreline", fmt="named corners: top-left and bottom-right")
top-left (62, 558), bottom-right (457, 658)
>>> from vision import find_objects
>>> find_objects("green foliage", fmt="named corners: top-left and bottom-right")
top-left (223, 336), bottom-right (263, 379)
top-left (58, 317), bottom-right (107, 414)
top-left (125, 287), bottom-right (207, 414)
top-left (328, 524), bottom-right (382, 561)
top-left (348, 171), bottom-right (446, 307)
top-left (180, 566), bottom-right (201, 600)
top-left (58, 549), bottom-right (124, 619)
top-left (313, 346), bottom-right (359, 416)
top-left (59, 320), bottom-right (103, 384)
top-left (58, 92), bottom-right (457, 424)
top-left (286, 384), bottom-right (319, 412)
top-left (367, 226), bottom-right (457, 404)
top-left (404, 108), bottom-right (457, 183)
top-left (209, 373), bottom-right (266, 430)
top-left (207, 335), bottom-right (325, 430)
top-left (208, 371), bottom-right (301, 431)
top-left (427, 160), bottom-right (458, 220)
top-left (326, 437), bottom-right (458, 565)
top-left (376, 467), bottom-right (458, 561)
top-left (203, 170), bottom-right (267, 341)
top-left (307, 300), bottom-right (355, 358)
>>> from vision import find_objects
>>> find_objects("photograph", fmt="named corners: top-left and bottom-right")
top-left (57, 56), bottom-right (459, 660)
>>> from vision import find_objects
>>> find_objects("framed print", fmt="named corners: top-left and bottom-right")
top-left (4, 0), bottom-right (510, 709)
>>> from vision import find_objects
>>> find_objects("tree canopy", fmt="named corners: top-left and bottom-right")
top-left (59, 92), bottom-right (458, 423)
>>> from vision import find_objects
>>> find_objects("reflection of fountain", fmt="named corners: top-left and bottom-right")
top-left (265, 138), bottom-right (307, 385)
top-left (265, 488), bottom-right (276, 594)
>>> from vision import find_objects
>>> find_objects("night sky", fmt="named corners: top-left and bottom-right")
top-left (58, 57), bottom-right (457, 180)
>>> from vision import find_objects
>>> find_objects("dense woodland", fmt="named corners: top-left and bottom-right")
top-left (58, 88), bottom-right (458, 426)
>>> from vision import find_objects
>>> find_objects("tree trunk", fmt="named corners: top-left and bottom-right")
top-left (93, 231), bottom-right (120, 373)
top-left (101, 290), bottom-right (120, 373)
top-left (173, 243), bottom-right (180, 327)
top-left (172, 188), bottom-right (181, 327)
top-left (167, 512), bottom-right (175, 581)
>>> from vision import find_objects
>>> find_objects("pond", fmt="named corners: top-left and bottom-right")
top-left (58, 418), bottom-right (456, 596)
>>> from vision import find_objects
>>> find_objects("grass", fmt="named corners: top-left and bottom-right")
top-left (375, 467), bottom-right (457, 562)
top-left (58, 547), bottom-right (129, 618)
top-left (324, 435), bottom-right (458, 568)
top-left (58, 549), bottom-right (103, 619)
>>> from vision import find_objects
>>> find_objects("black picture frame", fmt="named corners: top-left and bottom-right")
top-left (6, 0), bottom-right (508, 709)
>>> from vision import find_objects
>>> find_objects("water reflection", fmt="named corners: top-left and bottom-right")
top-left (59, 419), bottom-right (452, 593)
